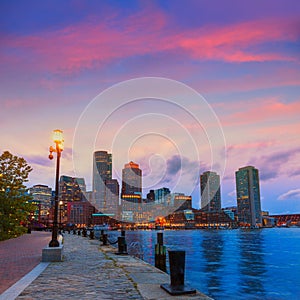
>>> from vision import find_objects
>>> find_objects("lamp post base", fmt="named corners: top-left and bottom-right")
top-left (42, 244), bottom-right (63, 262)
top-left (49, 239), bottom-right (60, 247)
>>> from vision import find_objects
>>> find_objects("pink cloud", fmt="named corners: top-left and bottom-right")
top-left (227, 141), bottom-right (276, 152)
top-left (0, 98), bottom-right (40, 109)
top-left (220, 98), bottom-right (300, 126)
top-left (1, 12), bottom-right (298, 77)
top-left (256, 122), bottom-right (300, 137)
top-left (2, 8), bottom-right (170, 75)
top-left (179, 18), bottom-right (299, 62)
top-left (198, 67), bottom-right (300, 94)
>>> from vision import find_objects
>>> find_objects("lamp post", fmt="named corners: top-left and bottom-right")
top-left (48, 129), bottom-right (64, 247)
top-left (59, 200), bottom-right (63, 230)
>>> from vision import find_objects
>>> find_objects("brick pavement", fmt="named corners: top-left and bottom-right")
top-left (0, 231), bottom-right (51, 294)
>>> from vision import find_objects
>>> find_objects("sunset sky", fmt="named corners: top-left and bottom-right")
top-left (1, 0), bottom-right (299, 214)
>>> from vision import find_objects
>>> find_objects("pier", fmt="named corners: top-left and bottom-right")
top-left (0, 231), bottom-right (212, 300)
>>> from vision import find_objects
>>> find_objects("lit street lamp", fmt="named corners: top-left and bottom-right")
top-left (48, 129), bottom-right (64, 247)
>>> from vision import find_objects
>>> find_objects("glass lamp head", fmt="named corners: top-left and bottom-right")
top-left (52, 129), bottom-right (64, 148)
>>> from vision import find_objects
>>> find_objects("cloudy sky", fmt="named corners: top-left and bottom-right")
top-left (1, 0), bottom-right (299, 214)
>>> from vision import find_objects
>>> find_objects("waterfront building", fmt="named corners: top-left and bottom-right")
top-left (174, 193), bottom-right (192, 211)
top-left (235, 166), bottom-right (262, 227)
top-left (28, 199), bottom-right (41, 223)
top-left (165, 209), bottom-right (237, 229)
top-left (200, 171), bottom-right (221, 212)
top-left (121, 161), bottom-right (142, 199)
top-left (67, 201), bottom-right (95, 227)
top-left (93, 151), bottom-right (112, 210)
top-left (154, 187), bottom-right (170, 204)
top-left (270, 214), bottom-right (300, 226)
top-left (29, 184), bottom-right (52, 225)
top-left (146, 189), bottom-right (155, 202)
top-left (60, 175), bottom-right (86, 202)
top-left (222, 209), bottom-right (235, 221)
top-left (59, 175), bottom-right (87, 226)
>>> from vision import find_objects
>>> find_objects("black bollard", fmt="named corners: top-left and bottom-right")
top-left (116, 236), bottom-right (128, 255)
top-left (78, 229), bottom-right (81, 236)
top-left (100, 229), bottom-right (104, 241)
top-left (89, 230), bottom-right (94, 239)
top-left (73, 229), bottom-right (76, 235)
top-left (102, 233), bottom-right (108, 246)
top-left (121, 230), bottom-right (125, 237)
top-left (155, 232), bottom-right (166, 272)
top-left (82, 228), bottom-right (87, 237)
top-left (161, 250), bottom-right (196, 295)
top-left (68, 229), bottom-right (70, 234)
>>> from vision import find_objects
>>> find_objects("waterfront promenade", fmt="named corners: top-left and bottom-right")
top-left (0, 231), bottom-right (212, 300)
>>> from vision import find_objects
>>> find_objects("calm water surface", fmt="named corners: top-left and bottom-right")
top-left (108, 228), bottom-right (300, 300)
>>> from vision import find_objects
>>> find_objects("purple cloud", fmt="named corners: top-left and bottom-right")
top-left (166, 155), bottom-right (181, 175)
top-left (26, 154), bottom-right (52, 167)
top-left (249, 147), bottom-right (300, 181)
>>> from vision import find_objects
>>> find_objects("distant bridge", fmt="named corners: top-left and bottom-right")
top-left (270, 214), bottom-right (300, 226)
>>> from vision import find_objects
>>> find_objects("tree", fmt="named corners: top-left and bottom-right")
top-left (0, 151), bottom-right (34, 241)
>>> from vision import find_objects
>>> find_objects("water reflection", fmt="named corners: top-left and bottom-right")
top-left (201, 231), bottom-right (224, 297)
top-left (108, 229), bottom-right (298, 299)
top-left (238, 230), bottom-right (266, 298)
top-left (126, 230), bottom-right (154, 261)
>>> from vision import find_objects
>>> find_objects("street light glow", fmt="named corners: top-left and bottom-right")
top-left (52, 129), bottom-right (64, 144)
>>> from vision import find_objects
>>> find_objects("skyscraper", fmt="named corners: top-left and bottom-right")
top-left (121, 161), bottom-right (142, 199)
top-left (60, 175), bottom-right (86, 203)
top-left (200, 171), bottom-right (221, 212)
top-left (104, 179), bottom-right (119, 217)
top-left (93, 151), bottom-right (112, 210)
top-left (154, 187), bottom-right (171, 204)
top-left (235, 166), bottom-right (262, 227)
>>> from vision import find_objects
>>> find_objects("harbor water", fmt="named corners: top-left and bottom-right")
top-left (107, 228), bottom-right (300, 300)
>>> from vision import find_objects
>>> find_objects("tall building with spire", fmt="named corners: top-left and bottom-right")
top-left (121, 161), bottom-right (142, 200)
top-left (200, 171), bottom-right (221, 212)
top-left (235, 166), bottom-right (262, 227)
top-left (93, 151), bottom-right (112, 210)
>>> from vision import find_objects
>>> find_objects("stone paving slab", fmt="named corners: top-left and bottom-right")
top-left (101, 239), bottom-right (213, 300)
top-left (113, 254), bottom-right (212, 300)
top-left (16, 234), bottom-right (143, 300)
top-left (2, 232), bottom-right (212, 300)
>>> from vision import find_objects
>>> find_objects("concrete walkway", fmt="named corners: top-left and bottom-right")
top-left (1, 232), bottom-right (212, 300)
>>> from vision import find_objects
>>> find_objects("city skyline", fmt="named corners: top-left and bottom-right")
top-left (0, 1), bottom-right (299, 215)
top-left (35, 153), bottom-right (261, 214)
